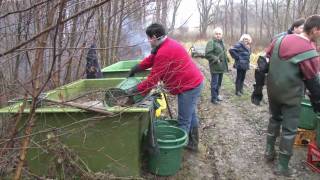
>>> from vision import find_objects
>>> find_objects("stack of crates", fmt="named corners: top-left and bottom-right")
top-left (295, 98), bottom-right (317, 146)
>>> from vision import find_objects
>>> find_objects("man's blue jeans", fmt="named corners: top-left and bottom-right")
top-left (177, 81), bottom-right (203, 133)
top-left (211, 73), bottom-right (223, 101)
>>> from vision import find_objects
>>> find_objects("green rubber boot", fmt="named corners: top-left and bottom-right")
top-left (265, 135), bottom-right (276, 162)
top-left (274, 153), bottom-right (294, 177)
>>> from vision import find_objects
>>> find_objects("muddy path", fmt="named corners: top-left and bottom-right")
top-left (143, 58), bottom-right (320, 180)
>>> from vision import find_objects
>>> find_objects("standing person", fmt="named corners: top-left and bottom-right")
top-left (229, 34), bottom-right (252, 96)
top-left (86, 44), bottom-right (102, 79)
top-left (251, 15), bottom-right (320, 176)
top-left (205, 27), bottom-right (229, 104)
top-left (273, 18), bottom-right (305, 40)
top-left (127, 23), bottom-right (204, 152)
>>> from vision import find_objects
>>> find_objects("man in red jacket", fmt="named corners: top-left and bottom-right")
top-left (128, 23), bottom-right (204, 151)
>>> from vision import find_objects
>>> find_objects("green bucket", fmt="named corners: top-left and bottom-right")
top-left (154, 119), bottom-right (179, 127)
top-left (148, 126), bottom-right (187, 176)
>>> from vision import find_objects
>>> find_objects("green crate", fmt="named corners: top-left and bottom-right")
top-left (101, 60), bottom-right (150, 78)
top-left (0, 78), bottom-right (151, 178)
top-left (299, 99), bottom-right (317, 130)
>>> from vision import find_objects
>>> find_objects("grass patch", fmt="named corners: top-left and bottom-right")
top-left (222, 74), bottom-right (251, 103)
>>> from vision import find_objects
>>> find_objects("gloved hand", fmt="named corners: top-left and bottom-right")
top-left (128, 64), bottom-right (141, 77)
top-left (125, 86), bottom-right (138, 96)
top-left (310, 99), bottom-right (320, 113)
top-left (251, 84), bottom-right (263, 105)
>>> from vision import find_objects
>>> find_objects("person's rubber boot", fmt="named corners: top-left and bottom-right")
top-left (235, 82), bottom-right (242, 96)
top-left (240, 82), bottom-right (244, 94)
top-left (274, 153), bottom-right (294, 177)
top-left (186, 127), bottom-right (199, 152)
top-left (265, 135), bottom-right (276, 162)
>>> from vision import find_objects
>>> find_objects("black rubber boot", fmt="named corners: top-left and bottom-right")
top-left (186, 127), bottom-right (199, 152)
top-left (240, 82), bottom-right (244, 94)
top-left (265, 135), bottom-right (276, 162)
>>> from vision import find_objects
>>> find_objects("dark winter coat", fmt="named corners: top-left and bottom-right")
top-left (205, 39), bottom-right (229, 73)
top-left (86, 44), bottom-right (102, 79)
top-left (229, 42), bottom-right (251, 70)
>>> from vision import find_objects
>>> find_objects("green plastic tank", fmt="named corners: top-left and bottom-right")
top-left (101, 60), bottom-right (150, 78)
top-left (0, 78), bottom-right (151, 178)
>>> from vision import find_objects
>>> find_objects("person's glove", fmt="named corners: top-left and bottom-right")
top-left (125, 86), bottom-right (145, 104)
top-left (310, 98), bottom-right (320, 113)
top-left (251, 84), bottom-right (263, 105)
top-left (128, 64), bottom-right (141, 77)
top-left (125, 86), bottom-right (138, 96)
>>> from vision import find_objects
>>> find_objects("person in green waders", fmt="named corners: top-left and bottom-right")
top-left (251, 15), bottom-right (320, 176)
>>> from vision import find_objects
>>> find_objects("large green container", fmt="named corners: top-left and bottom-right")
top-left (0, 78), bottom-right (151, 178)
top-left (299, 99), bottom-right (317, 130)
top-left (148, 126), bottom-right (187, 176)
top-left (101, 60), bottom-right (150, 78)
top-left (316, 116), bottom-right (320, 148)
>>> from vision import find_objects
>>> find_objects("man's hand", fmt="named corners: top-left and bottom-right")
top-left (128, 65), bottom-right (141, 77)
top-left (251, 84), bottom-right (263, 105)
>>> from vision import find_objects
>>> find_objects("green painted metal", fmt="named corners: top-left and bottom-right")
top-left (299, 98), bottom-right (317, 130)
top-left (148, 125), bottom-right (187, 176)
top-left (0, 78), bottom-right (151, 177)
top-left (101, 60), bottom-right (150, 78)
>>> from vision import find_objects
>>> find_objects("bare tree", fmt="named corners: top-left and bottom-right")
top-left (197, 0), bottom-right (214, 38)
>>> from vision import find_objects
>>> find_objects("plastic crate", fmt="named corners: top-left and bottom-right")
top-left (299, 99), bottom-right (317, 130)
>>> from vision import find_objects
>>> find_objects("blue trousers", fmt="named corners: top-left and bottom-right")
top-left (211, 73), bottom-right (223, 101)
top-left (177, 81), bottom-right (203, 133)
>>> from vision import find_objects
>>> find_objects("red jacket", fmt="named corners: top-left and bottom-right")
top-left (137, 38), bottom-right (204, 95)
top-left (266, 34), bottom-right (320, 80)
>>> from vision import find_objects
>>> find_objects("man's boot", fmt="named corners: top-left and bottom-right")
top-left (239, 82), bottom-right (244, 94)
top-left (274, 153), bottom-right (294, 177)
top-left (235, 82), bottom-right (241, 96)
top-left (265, 135), bottom-right (276, 162)
top-left (186, 127), bottom-right (199, 152)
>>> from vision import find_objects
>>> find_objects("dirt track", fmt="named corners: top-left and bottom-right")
top-left (143, 58), bottom-right (320, 180)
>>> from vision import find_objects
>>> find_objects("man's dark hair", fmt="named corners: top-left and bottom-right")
top-left (288, 18), bottom-right (305, 33)
top-left (304, 15), bottom-right (320, 34)
top-left (146, 23), bottom-right (166, 39)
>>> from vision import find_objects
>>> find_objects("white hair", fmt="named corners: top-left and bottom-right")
top-left (213, 27), bottom-right (223, 34)
top-left (239, 34), bottom-right (252, 43)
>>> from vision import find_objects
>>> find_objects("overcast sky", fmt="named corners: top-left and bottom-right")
top-left (175, 0), bottom-right (200, 28)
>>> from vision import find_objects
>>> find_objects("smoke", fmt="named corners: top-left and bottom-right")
top-left (119, 18), bottom-right (151, 60)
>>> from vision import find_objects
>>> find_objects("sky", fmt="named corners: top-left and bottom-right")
top-left (175, 0), bottom-right (200, 28)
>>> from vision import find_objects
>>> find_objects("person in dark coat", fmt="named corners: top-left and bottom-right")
top-left (229, 34), bottom-right (252, 96)
top-left (205, 27), bottom-right (229, 104)
top-left (86, 44), bottom-right (102, 79)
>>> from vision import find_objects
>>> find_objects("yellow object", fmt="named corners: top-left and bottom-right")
top-left (155, 93), bottom-right (167, 117)
top-left (294, 128), bottom-right (316, 146)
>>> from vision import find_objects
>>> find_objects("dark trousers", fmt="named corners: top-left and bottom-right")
top-left (211, 73), bottom-right (223, 101)
top-left (267, 100), bottom-right (301, 156)
top-left (235, 69), bottom-right (247, 93)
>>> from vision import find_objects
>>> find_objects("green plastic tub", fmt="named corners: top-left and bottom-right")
top-left (148, 126), bottom-right (187, 176)
top-left (316, 116), bottom-right (320, 148)
top-left (154, 119), bottom-right (179, 127)
top-left (0, 78), bottom-right (151, 178)
top-left (299, 99), bottom-right (317, 130)
top-left (101, 60), bottom-right (150, 78)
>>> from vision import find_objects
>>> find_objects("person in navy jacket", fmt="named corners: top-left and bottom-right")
top-left (229, 34), bottom-right (252, 96)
